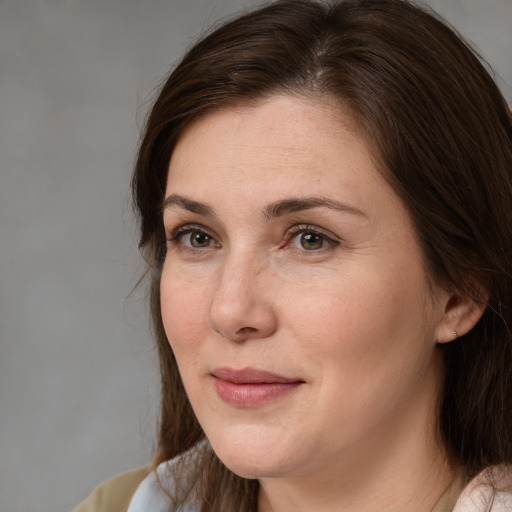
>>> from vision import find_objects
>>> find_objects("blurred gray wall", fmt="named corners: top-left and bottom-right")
top-left (0, 1), bottom-right (510, 511)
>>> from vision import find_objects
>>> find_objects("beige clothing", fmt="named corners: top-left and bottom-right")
top-left (74, 465), bottom-right (511, 512)
top-left (73, 467), bottom-right (149, 512)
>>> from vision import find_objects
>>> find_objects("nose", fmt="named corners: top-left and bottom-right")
top-left (209, 253), bottom-right (278, 343)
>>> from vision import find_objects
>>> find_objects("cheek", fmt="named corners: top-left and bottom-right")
top-left (288, 264), bottom-right (435, 389)
top-left (289, 276), bottom-right (437, 436)
top-left (160, 268), bottom-right (212, 360)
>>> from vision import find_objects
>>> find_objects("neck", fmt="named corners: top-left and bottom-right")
top-left (258, 439), bottom-right (453, 512)
top-left (258, 366), bottom-right (453, 512)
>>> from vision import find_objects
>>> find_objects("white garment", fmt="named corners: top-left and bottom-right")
top-left (127, 454), bottom-right (199, 512)
top-left (128, 456), bottom-right (512, 512)
top-left (453, 467), bottom-right (512, 512)
top-left (127, 461), bottom-right (196, 512)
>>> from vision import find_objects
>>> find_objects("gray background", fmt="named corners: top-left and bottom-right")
top-left (0, 1), bottom-right (510, 511)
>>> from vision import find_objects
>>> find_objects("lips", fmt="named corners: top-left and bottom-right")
top-left (211, 367), bottom-right (304, 407)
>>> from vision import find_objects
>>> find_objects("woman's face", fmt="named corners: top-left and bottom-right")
top-left (161, 95), bottom-right (450, 482)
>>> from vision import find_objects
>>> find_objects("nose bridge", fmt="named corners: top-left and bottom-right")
top-left (213, 247), bottom-right (262, 316)
top-left (209, 246), bottom-right (276, 341)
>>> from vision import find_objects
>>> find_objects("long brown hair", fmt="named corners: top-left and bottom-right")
top-left (132, 1), bottom-right (512, 509)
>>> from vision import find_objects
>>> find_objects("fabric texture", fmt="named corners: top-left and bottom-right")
top-left (452, 467), bottom-right (512, 512)
top-left (127, 459), bottom-right (198, 512)
top-left (74, 458), bottom-right (512, 512)
top-left (72, 466), bottom-right (149, 512)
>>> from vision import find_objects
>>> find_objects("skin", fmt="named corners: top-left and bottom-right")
top-left (160, 95), bottom-right (481, 512)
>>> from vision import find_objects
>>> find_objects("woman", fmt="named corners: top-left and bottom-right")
top-left (75, 0), bottom-right (512, 511)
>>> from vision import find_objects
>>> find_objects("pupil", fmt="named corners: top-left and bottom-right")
top-left (301, 233), bottom-right (322, 250)
top-left (191, 232), bottom-right (210, 247)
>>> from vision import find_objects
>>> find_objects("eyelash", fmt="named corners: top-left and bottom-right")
top-left (166, 223), bottom-right (339, 253)
top-left (167, 224), bottom-right (219, 250)
top-left (282, 224), bottom-right (339, 252)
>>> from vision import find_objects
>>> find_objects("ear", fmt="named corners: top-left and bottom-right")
top-left (435, 289), bottom-right (487, 344)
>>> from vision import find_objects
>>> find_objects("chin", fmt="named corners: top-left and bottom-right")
top-left (206, 425), bottom-right (302, 480)
top-left (218, 453), bottom-right (292, 480)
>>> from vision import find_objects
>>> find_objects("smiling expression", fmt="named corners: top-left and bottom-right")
top-left (160, 95), bottom-right (450, 483)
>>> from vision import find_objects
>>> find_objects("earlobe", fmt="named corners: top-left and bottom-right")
top-left (435, 291), bottom-right (487, 344)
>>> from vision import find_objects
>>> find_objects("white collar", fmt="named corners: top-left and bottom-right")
top-left (127, 450), bottom-right (201, 512)
top-left (128, 457), bottom-right (512, 512)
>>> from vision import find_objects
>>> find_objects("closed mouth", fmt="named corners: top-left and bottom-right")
top-left (211, 366), bottom-right (304, 385)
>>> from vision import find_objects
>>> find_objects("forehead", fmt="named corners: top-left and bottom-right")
top-left (166, 95), bottom-right (380, 199)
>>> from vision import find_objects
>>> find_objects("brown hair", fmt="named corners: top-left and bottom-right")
top-left (132, 0), bottom-right (512, 509)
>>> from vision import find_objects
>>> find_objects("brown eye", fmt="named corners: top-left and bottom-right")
top-left (169, 226), bottom-right (219, 249)
top-left (299, 232), bottom-right (325, 250)
top-left (188, 231), bottom-right (213, 248)
top-left (286, 225), bottom-right (339, 252)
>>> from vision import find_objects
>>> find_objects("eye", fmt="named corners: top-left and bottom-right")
top-left (185, 230), bottom-right (215, 248)
top-left (297, 232), bottom-right (325, 250)
top-left (168, 225), bottom-right (220, 249)
top-left (286, 225), bottom-right (339, 251)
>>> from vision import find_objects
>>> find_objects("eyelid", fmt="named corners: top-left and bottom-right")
top-left (167, 223), bottom-right (221, 246)
top-left (284, 224), bottom-right (341, 248)
top-left (166, 222), bottom-right (339, 251)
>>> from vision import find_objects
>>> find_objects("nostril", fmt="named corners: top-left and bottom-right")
top-left (232, 326), bottom-right (259, 342)
top-left (238, 327), bottom-right (258, 334)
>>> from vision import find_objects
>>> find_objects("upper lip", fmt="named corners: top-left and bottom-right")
top-left (211, 367), bottom-right (303, 384)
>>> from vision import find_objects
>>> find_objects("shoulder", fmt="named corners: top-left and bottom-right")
top-left (127, 446), bottom-right (205, 512)
top-left (73, 466), bottom-right (150, 512)
top-left (453, 466), bottom-right (512, 512)
top-left (73, 444), bottom-right (205, 512)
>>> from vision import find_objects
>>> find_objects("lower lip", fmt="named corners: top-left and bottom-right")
top-left (214, 378), bottom-right (302, 407)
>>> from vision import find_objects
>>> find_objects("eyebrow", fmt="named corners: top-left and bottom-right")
top-left (262, 197), bottom-right (366, 220)
top-left (162, 193), bottom-right (366, 219)
top-left (162, 194), bottom-right (217, 218)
